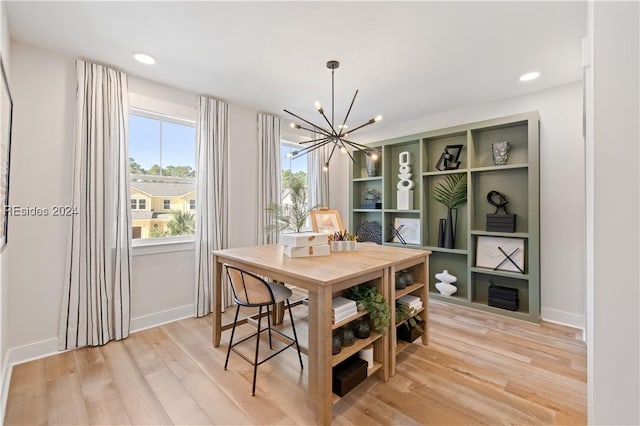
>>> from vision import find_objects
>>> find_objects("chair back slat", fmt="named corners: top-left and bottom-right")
top-left (225, 265), bottom-right (274, 306)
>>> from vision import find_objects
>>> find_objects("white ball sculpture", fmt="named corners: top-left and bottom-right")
top-left (435, 270), bottom-right (457, 296)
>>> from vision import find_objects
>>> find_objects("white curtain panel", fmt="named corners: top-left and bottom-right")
top-left (308, 139), bottom-right (330, 209)
top-left (195, 96), bottom-right (230, 316)
top-left (256, 113), bottom-right (281, 244)
top-left (59, 60), bottom-right (132, 350)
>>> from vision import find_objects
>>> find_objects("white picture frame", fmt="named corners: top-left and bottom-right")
top-left (392, 217), bottom-right (421, 245)
top-left (475, 236), bottom-right (525, 273)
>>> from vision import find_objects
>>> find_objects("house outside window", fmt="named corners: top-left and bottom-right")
top-left (131, 199), bottom-right (137, 210)
top-left (129, 111), bottom-right (196, 240)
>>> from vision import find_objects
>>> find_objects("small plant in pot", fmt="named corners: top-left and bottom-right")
top-left (344, 285), bottom-right (391, 336)
top-left (433, 173), bottom-right (467, 249)
top-left (362, 188), bottom-right (381, 210)
top-left (396, 302), bottom-right (424, 342)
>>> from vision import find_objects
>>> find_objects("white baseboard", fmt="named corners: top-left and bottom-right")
top-left (1, 351), bottom-right (11, 424)
top-left (541, 307), bottom-right (585, 334)
top-left (130, 304), bottom-right (194, 333)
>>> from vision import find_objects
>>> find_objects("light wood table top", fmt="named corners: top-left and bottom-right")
top-left (212, 243), bottom-right (430, 425)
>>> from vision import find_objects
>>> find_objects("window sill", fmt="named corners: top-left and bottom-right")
top-left (132, 236), bottom-right (195, 256)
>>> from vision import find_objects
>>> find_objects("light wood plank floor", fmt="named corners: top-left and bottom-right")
top-left (4, 301), bottom-right (586, 425)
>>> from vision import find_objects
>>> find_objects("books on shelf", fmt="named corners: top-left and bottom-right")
top-left (397, 294), bottom-right (423, 311)
top-left (332, 297), bottom-right (357, 323)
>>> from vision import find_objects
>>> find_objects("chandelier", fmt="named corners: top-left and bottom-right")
top-left (284, 60), bottom-right (381, 171)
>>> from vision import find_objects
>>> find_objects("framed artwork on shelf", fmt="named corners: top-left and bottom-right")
top-left (475, 236), bottom-right (525, 273)
top-left (0, 57), bottom-right (13, 251)
top-left (311, 208), bottom-right (343, 235)
top-left (391, 217), bottom-right (421, 245)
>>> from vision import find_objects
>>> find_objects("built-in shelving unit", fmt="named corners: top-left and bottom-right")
top-left (350, 112), bottom-right (540, 322)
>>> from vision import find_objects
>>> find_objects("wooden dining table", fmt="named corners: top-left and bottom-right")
top-left (212, 243), bottom-right (430, 425)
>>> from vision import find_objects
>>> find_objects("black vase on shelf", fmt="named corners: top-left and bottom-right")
top-left (332, 333), bottom-right (342, 355)
top-left (437, 218), bottom-right (446, 247)
top-left (444, 208), bottom-right (457, 249)
top-left (352, 318), bottom-right (371, 339)
top-left (341, 327), bottom-right (356, 346)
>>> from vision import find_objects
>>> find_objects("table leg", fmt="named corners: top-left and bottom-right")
top-left (212, 255), bottom-right (222, 347)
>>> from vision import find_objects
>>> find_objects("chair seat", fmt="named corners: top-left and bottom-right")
top-left (267, 281), bottom-right (293, 304)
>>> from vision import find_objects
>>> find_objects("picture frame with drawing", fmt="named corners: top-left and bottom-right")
top-left (391, 217), bottom-right (421, 245)
top-left (310, 209), bottom-right (343, 235)
top-left (0, 56), bottom-right (13, 252)
top-left (475, 236), bottom-right (525, 273)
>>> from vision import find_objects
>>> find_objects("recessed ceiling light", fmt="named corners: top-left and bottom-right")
top-left (133, 52), bottom-right (156, 65)
top-left (519, 71), bottom-right (541, 82)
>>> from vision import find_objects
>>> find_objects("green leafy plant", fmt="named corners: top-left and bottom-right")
top-left (396, 302), bottom-right (424, 335)
top-left (167, 211), bottom-right (195, 236)
top-left (265, 175), bottom-right (316, 233)
top-left (344, 285), bottom-right (391, 335)
top-left (433, 173), bottom-right (467, 208)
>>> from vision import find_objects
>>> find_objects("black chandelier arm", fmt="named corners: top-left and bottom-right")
top-left (337, 139), bottom-right (356, 164)
top-left (283, 109), bottom-right (333, 137)
top-left (291, 138), bottom-right (333, 159)
top-left (317, 108), bottom-right (340, 137)
top-left (344, 117), bottom-right (377, 135)
top-left (339, 89), bottom-right (359, 136)
top-left (325, 141), bottom-right (340, 165)
top-left (341, 138), bottom-right (380, 152)
top-left (293, 122), bottom-right (332, 137)
top-left (298, 136), bottom-right (333, 145)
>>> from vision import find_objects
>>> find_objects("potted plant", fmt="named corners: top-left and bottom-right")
top-left (344, 285), bottom-right (391, 335)
top-left (361, 188), bottom-right (381, 210)
top-left (433, 173), bottom-right (467, 249)
top-left (265, 173), bottom-right (317, 234)
top-left (395, 302), bottom-right (424, 342)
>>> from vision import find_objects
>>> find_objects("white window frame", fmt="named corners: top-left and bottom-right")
top-left (129, 107), bottom-right (197, 253)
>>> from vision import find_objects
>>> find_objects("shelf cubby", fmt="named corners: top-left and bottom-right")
top-left (351, 146), bottom-right (383, 179)
top-left (350, 111), bottom-right (540, 323)
top-left (422, 131), bottom-right (468, 173)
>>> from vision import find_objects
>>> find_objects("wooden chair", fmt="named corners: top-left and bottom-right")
top-left (224, 264), bottom-right (304, 395)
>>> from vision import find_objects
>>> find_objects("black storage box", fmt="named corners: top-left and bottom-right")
top-left (486, 214), bottom-right (516, 233)
top-left (488, 284), bottom-right (519, 311)
top-left (332, 356), bottom-right (368, 397)
top-left (489, 284), bottom-right (518, 301)
top-left (488, 296), bottom-right (519, 311)
top-left (397, 319), bottom-right (424, 343)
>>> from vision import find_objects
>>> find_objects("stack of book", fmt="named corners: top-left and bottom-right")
top-left (332, 296), bottom-right (357, 324)
top-left (280, 232), bottom-right (330, 258)
top-left (397, 294), bottom-right (423, 312)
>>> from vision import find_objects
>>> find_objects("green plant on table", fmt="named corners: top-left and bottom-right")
top-left (344, 285), bottom-right (391, 335)
top-left (395, 302), bottom-right (424, 335)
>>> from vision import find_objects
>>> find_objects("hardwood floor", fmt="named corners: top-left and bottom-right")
top-left (4, 301), bottom-right (586, 425)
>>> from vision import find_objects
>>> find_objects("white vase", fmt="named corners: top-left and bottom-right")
top-left (435, 269), bottom-right (457, 284)
top-left (435, 281), bottom-right (457, 296)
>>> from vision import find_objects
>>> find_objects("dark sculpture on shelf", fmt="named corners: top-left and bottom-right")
top-left (486, 190), bottom-right (516, 232)
top-left (435, 144), bottom-right (463, 171)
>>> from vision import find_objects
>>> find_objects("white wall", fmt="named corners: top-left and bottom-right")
top-left (586, 2), bottom-right (640, 424)
top-left (5, 41), bottom-right (261, 366)
top-left (333, 82), bottom-right (586, 328)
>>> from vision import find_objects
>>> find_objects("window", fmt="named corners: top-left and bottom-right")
top-left (129, 111), bottom-right (196, 240)
top-left (189, 199), bottom-right (196, 210)
top-left (280, 142), bottom-right (310, 231)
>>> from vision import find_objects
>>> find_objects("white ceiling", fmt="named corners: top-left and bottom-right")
top-left (6, 1), bottom-right (586, 135)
